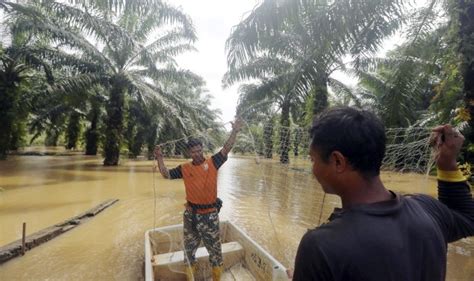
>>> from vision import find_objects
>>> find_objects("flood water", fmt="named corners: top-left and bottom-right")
top-left (0, 152), bottom-right (473, 280)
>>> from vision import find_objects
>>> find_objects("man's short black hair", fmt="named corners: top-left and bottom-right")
top-left (187, 138), bottom-right (203, 149)
top-left (310, 106), bottom-right (386, 178)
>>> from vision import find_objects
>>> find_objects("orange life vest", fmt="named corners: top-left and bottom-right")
top-left (181, 158), bottom-right (218, 213)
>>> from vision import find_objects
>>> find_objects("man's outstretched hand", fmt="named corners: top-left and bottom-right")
top-left (430, 124), bottom-right (464, 171)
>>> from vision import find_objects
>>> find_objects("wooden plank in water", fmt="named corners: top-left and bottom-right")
top-left (0, 199), bottom-right (119, 264)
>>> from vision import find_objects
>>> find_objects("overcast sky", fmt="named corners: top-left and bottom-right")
top-left (171, 0), bottom-right (260, 127)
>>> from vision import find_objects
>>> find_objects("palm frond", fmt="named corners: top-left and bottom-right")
top-left (46, 73), bottom-right (105, 97)
top-left (47, 2), bottom-right (139, 51)
top-left (9, 9), bottom-right (114, 69)
top-left (328, 78), bottom-right (362, 108)
top-left (222, 56), bottom-right (293, 87)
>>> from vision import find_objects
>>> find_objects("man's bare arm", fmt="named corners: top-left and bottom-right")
top-left (221, 118), bottom-right (243, 156)
top-left (154, 146), bottom-right (170, 179)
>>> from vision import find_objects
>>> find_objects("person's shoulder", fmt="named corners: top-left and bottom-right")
top-left (402, 193), bottom-right (446, 212)
top-left (299, 224), bottom-right (353, 258)
top-left (302, 222), bottom-right (346, 243)
top-left (403, 193), bottom-right (438, 204)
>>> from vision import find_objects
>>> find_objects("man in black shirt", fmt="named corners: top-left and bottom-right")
top-left (292, 106), bottom-right (474, 281)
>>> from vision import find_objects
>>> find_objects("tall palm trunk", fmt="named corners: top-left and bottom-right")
top-left (264, 119), bottom-right (274, 159)
top-left (130, 129), bottom-right (146, 158)
top-left (293, 127), bottom-right (302, 157)
top-left (146, 123), bottom-right (158, 160)
top-left (45, 129), bottom-right (60, 146)
top-left (279, 98), bottom-right (291, 164)
top-left (0, 86), bottom-right (16, 159)
top-left (459, 0), bottom-right (474, 168)
top-left (312, 74), bottom-right (329, 117)
top-left (104, 77), bottom-right (126, 166)
top-left (85, 102), bottom-right (101, 155)
top-left (65, 111), bottom-right (81, 150)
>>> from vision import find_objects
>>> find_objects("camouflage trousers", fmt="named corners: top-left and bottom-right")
top-left (183, 209), bottom-right (223, 267)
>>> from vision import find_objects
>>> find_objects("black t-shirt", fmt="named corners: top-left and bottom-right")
top-left (168, 151), bottom-right (227, 179)
top-left (293, 181), bottom-right (474, 281)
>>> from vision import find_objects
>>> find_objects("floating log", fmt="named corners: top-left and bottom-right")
top-left (0, 199), bottom-right (119, 264)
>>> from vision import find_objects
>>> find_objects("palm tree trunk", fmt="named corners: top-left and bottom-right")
top-left (85, 102), bottom-right (101, 155)
top-left (0, 87), bottom-right (15, 159)
top-left (264, 119), bottom-right (274, 159)
top-left (459, 0), bottom-right (474, 169)
top-left (312, 74), bottom-right (329, 117)
top-left (9, 119), bottom-right (25, 151)
top-left (146, 123), bottom-right (158, 160)
top-left (45, 128), bottom-right (60, 146)
top-left (65, 111), bottom-right (81, 150)
top-left (279, 99), bottom-right (291, 164)
top-left (103, 77), bottom-right (125, 166)
top-left (125, 119), bottom-right (137, 158)
top-left (293, 127), bottom-right (302, 157)
top-left (131, 129), bottom-right (146, 158)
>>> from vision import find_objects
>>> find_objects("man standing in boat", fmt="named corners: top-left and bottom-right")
top-left (154, 118), bottom-right (243, 281)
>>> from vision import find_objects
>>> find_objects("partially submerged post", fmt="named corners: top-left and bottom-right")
top-left (21, 222), bottom-right (26, 256)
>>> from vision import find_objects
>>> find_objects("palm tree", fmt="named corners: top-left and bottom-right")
top-left (0, 48), bottom-right (28, 158)
top-left (231, 75), bottom-right (304, 163)
top-left (226, 0), bottom-right (406, 118)
top-left (6, 1), bottom-right (200, 165)
top-left (0, 12), bottom-right (55, 158)
top-left (346, 55), bottom-right (437, 128)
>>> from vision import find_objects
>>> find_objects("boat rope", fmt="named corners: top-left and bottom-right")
top-left (152, 165), bottom-right (157, 230)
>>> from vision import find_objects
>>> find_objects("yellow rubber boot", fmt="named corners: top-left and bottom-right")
top-left (185, 264), bottom-right (196, 281)
top-left (212, 266), bottom-right (223, 281)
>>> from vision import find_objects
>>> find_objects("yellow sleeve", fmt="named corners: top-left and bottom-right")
top-left (437, 168), bottom-right (467, 182)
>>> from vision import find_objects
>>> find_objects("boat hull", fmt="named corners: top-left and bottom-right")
top-left (144, 220), bottom-right (288, 280)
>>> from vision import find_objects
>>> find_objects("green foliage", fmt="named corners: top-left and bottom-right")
top-left (233, 127), bottom-right (261, 155)
top-left (1, 0), bottom-right (219, 164)
top-left (226, 0), bottom-right (406, 120)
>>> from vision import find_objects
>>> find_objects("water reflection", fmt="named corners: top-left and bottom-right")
top-left (0, 155), bottom-right (472, 280)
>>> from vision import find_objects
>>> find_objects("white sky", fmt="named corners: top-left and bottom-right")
top-left (171, 0), bottom-right (261, 126)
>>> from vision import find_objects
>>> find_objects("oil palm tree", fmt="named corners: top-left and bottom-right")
top-left (226, 0), bottom-right (406, 118)
top-left (231, 72), bottom-right (305, 163)
top-left (0, 12), bottom-right (56, 158)
top-left (5, 0), bottom-right (201, 165)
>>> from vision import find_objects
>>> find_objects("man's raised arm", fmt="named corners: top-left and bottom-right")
top-left (220, 118), bottom-right (243, 157)
top-left (154, 146), bottom-right (170, 179)
top-left (432, 124), bottom-right (474, 240)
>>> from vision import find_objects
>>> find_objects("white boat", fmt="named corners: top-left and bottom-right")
top-left (144, 220), bottom-right (288, 280)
